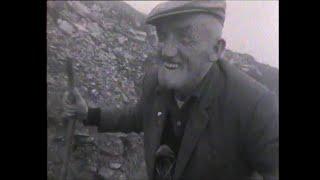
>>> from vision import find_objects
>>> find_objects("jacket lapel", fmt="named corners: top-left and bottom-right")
top-left (173, 60), bottom-right (225, 180)
top-left (173, 103), bottom-right (209, 180)
top-left (144, 86), bottom-right (171, 179)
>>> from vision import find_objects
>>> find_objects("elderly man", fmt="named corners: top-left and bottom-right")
top-left (63, 1), bottom-right (278, 180)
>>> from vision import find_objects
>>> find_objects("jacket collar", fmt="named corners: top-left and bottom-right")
top-left (174, 60), bottom-right (224, 179)
top-left (152, 60), bottom-right (225, 179)
top-left (198, 60), bottom-right (224, 109)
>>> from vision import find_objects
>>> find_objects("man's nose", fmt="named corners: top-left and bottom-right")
top-left (161, 36), bottom-right (178, 58)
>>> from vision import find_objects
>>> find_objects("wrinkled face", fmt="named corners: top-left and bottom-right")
top-left (155, 13), bottom-right (223, 93)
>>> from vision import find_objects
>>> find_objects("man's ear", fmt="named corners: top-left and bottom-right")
top-left (210, 38), bottom-right (226, 62)
top-left (215, 38), bottom-right (226, 59)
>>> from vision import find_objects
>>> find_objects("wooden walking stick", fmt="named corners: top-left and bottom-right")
top-left (59, 59), bottom-right (77, 180)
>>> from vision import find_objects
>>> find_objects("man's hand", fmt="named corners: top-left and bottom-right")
top-left (62, 88), bottom-right (88, 121)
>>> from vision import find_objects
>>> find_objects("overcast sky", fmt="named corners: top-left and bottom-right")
top-left (125, 1), bottom-right (279, 68)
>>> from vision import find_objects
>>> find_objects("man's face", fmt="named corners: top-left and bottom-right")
top-left (155, 13), bottom-right (223, 93)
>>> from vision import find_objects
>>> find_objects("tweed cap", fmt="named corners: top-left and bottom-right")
top-left (146, 0), bottom-right (226, 26)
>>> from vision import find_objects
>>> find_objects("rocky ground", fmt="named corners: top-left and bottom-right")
top-left (47, 1), bottom-right (278, 180)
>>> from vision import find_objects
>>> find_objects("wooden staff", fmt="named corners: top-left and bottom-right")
top-left (59, 59), bottom-right (77, 180)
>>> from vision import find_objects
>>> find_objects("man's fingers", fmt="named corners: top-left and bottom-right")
top-left (71, 88), bottom-right (82, 100)
top-left (64, 109), bottom-right (76, 114)
top-left (63, 112), bottom-right (73, 117)
top-left (72, 88), bottom-right (80, 96)
top-left (67, 88), bottom-right (86, 105)
top-left (62, 89), bottom-right (78, 105)
top-left (62, 90), bottom-right (76, 104)
top-left (62, 91), bottom-right (70, 103)
top-left (73, 89), bottom-right (86, 105)
top-left (62, 88), bottom-right (88, 120)
top-left (64, 104), bottom-right (78, 110)
top-left (62, 111), bottom-right (74, 118)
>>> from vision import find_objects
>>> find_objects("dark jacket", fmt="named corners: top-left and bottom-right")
top-left (85, 59), bottom-right (279, 180)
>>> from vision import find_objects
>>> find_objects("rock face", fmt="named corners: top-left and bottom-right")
top-left (47, 1), bottom-right (150, 180)
top-left (47, 1), bottom-right (278, 180)
top-left (223, 50), bottom-right (279, 95)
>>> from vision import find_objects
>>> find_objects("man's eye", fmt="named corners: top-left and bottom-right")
top-left (176, 29), bottom-right (192, 42)
top-left (178, 33), bottom-right (192, 44)
top-left (181, 37), bottom-right (190, 43)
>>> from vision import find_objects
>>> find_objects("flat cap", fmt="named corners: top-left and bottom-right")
top-left (146, 0), bottom-right (226, 26)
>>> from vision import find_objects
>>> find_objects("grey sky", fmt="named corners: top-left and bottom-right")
top-left (125, 1), bottom-right (279, 68)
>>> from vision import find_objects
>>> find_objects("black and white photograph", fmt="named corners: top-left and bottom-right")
top-left (47, 1), bottom-right (279, 180)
